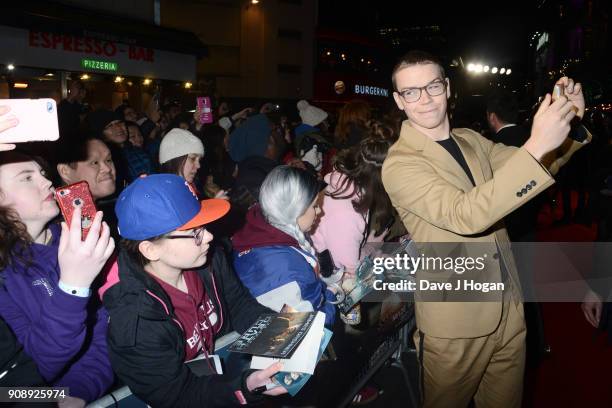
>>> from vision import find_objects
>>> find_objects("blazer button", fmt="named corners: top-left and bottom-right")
top-left (530, 180), bottom-right (537, 187)
top-left (526, 184), bottom-right (532, 190)
top-left (516, 191), bottom-right (523, 197)
top-left (521, 188), bottom-right (528, 194)
top-left (493, 253), bottom-right (499, 260)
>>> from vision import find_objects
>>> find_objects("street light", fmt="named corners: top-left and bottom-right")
top-left (7, 64), bottom-right (15, 71)
top-left (506, 69), bottom-right (512, 75)
top-left (467, 63), bottom-right (475, 72)
top-left (143, 78), bottom-right (152, 85)
top-left (475, 64), bottom-right (483, 73)
top-left (114, 76), bottom-right (123, 83)
top-left (500, 68), bottom-right (506, 74)
top-left (491, 67), bottom-right (498, 74)
top-left (184, 82), bottom-right (193, 89)
top-left (484, 65), bottom-right (490, 72)
top-left (251, 0), bottom-right (259, 4)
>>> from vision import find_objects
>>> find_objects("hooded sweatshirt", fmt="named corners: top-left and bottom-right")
top-left (0, 223), bottom-right (113, 401)
top-left (102, 247), bottom-right (271, 407)
top-left (232, 205), bottom-right (336, 326)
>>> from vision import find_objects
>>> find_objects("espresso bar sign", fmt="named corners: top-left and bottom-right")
top-left (29, 31), bottom-right (154, 62)
top-left (354, 84), bottom-right (389, 97)
top-left (0, 24), bottom-right (196, 81)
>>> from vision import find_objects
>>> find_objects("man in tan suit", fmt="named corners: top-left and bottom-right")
top-left (381, 50), bottom-right (588, 408)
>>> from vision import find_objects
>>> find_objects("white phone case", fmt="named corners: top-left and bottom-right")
top-left (0, 98), bottom-right (60, 143)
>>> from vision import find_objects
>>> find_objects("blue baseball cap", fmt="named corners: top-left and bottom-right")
top-left (115, 174), bottom-right (230, 240)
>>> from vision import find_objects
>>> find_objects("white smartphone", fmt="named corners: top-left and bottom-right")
top-left (0, 98), bottom-right (60, 143)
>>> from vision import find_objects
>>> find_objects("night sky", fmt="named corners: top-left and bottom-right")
top-left (318, 0), bottom-right (536, 73)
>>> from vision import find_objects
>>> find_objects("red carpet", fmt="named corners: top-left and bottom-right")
top-left (525, 191), bottom-right (612, 408)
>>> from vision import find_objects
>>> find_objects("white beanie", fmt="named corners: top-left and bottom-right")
top-left (159, 128), bottom-right (205, 164)
top-left (297, 100), bottom-right (328, 127)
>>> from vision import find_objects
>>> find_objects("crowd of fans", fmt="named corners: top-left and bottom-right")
top-left (0, 78), bottom-right (411, 407)
top-left (0, 50), bottom-right (611, 408)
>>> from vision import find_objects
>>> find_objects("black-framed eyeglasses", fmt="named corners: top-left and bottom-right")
top-left (396, 78), bottom-right (447, 103)
top-left (164, 227), bottom-right (206, 246)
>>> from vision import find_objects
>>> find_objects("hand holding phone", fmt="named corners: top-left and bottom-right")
top-left (0, 99), bottom-right (59, 144)
top-left (552, 83), bottom-right (565, 102)
top-left (317, 250), bottom-right (335, 278)
top-left (57, 205), bottom-right (115, 290)
top-left (55, 181), bottom-right (98, 240)
top-left (197, 97), bottom-right (213, 124)
top-left (0, 106), bottom-right (19, 151)
top-left (553, 77), bottom-right (584, 119)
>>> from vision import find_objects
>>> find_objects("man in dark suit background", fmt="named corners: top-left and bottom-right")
top-left (487, 90), bottom-right (548, 369)
top-left (487, 91), bottom-right (539, 241)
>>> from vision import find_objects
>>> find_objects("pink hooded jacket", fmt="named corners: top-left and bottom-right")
top-left (311, 171), bottom-right (386, 275)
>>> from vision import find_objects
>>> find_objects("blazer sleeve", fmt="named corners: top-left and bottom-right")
top-left (382, 147), bottom-right (554, 235)
top-left (480, 126), bottom-right (591, 177)
top-left (542, 125), bottom-right (592, 176)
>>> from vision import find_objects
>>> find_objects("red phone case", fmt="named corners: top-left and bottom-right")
top-left (55, 181), bottom-right (98, 240)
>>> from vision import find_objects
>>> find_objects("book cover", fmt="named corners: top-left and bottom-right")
top-left (338, 239), bottom-right (417, 314)
top-left (250, 311), bottom-right (325, 374)
top-left (228, 312), bottom-right (316, 359)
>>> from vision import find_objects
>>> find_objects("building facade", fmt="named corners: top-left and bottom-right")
top-left (161, 0), bottom-right (317, 101)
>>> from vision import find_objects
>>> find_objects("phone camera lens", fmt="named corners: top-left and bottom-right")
top-left (74, 198), bottom-right (82, 206)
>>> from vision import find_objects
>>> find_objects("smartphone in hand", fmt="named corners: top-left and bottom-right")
top-left (55, 181), bottom-right (98, 240)
top-left (0, 99), bottom-right (59, 143)
top-left (317, 250), bottom-right (335, 278)
top-left (552, 84), bottom-right (565, 101)
top-left (197, 97), bottom-right (213, 124)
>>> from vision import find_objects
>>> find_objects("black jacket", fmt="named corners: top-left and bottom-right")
top-left (102, 247), bottom-right (271, 407)
top-left (490, 124), bottom-right (529, 147)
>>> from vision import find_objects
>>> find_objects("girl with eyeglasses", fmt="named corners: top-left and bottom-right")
top-left (100, 174), bottom-right (286, 407)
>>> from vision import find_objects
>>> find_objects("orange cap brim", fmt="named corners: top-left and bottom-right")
top-left (178, 198), bottom-right (230, 231)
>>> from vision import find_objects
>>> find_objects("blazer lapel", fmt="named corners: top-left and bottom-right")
top-left (452, 131), bottom-right (486, 185)
top-left (399, 121), bottom-right (475, 191)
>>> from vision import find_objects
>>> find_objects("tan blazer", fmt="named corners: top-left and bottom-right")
top-left (382, 121), bottom-right (586, 338)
